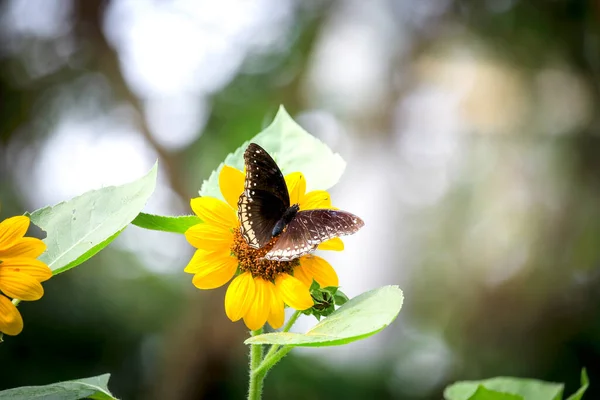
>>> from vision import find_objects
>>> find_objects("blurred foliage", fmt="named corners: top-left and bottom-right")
top-left (1, 0), bottom-right (600, 399)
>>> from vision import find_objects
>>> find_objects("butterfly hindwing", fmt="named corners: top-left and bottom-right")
top-left (238, 143), bottom-right (290, 248)
top-left (265, 209), bottom-right (365, 261)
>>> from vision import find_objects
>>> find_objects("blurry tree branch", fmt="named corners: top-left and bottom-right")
top-left (74, 0), bottom-right (190, 201)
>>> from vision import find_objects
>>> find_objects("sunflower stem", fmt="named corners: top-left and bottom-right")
top-left (247, 311), bottom-right (302, 398)
top-left (262, 310), bottom-right (301, 363)
top-left (252, 345), bottom-right (293, 379)
top-left (283, 309), bottom-right (302, 332)
top-left (248, 328), bottom-right (264, 400)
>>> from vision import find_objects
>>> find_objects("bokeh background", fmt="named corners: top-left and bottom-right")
top-left (1, 0), bottom-right (599, 399)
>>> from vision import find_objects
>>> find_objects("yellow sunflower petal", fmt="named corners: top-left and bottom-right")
top-left (267, 283), bottom-right (284, 329)
top-left (285, 172), bottom-right (306, 205)
top-left (0, 237), bottom-right (46, 260)
top-left (317, 237), bottom-right (344, 251)
top-left (0, 258), bottom-right (52, 282)
top-left (301, 190), bottom-right (332, 210)
top-left (184, 249), bottom-right (224, 274)
top-left (0, 270), bottom-right (44, 301)
top-left (292, 264), bottom-right (313, 288)
top-left (0, 216), bottom-right (29, 251)
top-left (220, 165), bottom-right (245, 209)
top-left (275, 273), bottom-right (313, 310)
top-left (190, 251), bottom-right (238, 290)
top-left (225, 272), bottom-right (256, 322)
top-left (190, 197), bottom-right (237, 229)
top-left (185, 224), bottom-right (233, 252)
top-left (299, 255), bottom-right (339, 288)
top-left (0, 295), bottom-right (23, 335)
top-left (243, 277), bottom-right (272, 330)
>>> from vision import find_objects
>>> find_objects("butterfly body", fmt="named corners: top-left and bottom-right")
top-left (238, 143), bottom-right (364, 261)
top-left (272, 204), bottom-right (300, 237)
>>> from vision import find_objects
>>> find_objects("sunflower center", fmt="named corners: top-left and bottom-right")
top-left (231, 228), bottom-right (298, 281)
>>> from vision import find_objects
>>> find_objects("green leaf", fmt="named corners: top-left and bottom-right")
top-left (467, 386), bottom-right (523, 400)
top-left (566, 369), bottom-right (589, 400)
top-left (131, 212), bottom-right (201, 234)
top-left (245, 285), bottom-right (403, 347)
top-left (0, 373), bottom-right (116, 400)
top-left (29, 164), bottom-right (157, 274)
top-left (309, 280), bottom-right (320, 292)
top-left (444, 376), bottom-right (564, 400)
top-left (199, 105), bottom-right (346, 199)
top-left (334, 290), bottom-right (349, 306)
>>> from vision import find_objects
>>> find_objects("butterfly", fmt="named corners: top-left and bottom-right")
top-left (237, 143), bottom-right (364, 261)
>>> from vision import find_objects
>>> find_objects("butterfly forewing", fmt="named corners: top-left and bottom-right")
top-left (238, 191), bottom-right (288, 248)
top-left (265, 209), bottom-right (365, 261)
top-left (243, 143), bottom-right (289, 205)
top-left (238, 143), bottom-right (291, 248)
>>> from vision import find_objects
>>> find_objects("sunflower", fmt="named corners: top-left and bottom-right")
top-left (184, 165), bottom-right (343, 330)
top-left (0, 216), bottom-right (52, 335)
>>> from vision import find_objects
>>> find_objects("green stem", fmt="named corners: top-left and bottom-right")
top-left (247, 328), bottom-right (264, 400)
top-left (262, 310), bottom-right (301, 362)
top-left (247, 311), bottom-right (302, 399)
top-left (253, 345), bottom-right (293, 379)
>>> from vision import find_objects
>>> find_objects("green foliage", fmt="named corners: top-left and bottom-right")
top-left (245, 285), bottom-right (403, 347)
top-left (0, 373), bottom-right (116, 400)
top-left (444, 369), bottom-right (589, 400)
top-left (566, 369), bottom-right (589, 400)
top-left (29, 164), bottom-right (157, 274)
top-left (131, 212), bottom-right (201, 233)
top-left (199, 105), bottom-right (346, 199)
top-left (465, 386), bottom-right (523, 400)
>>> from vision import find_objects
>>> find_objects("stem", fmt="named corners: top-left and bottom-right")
top-left (262, 310), bottom-right (301, 362)
top-left (253, 345), bottom-right (293, 379)
top-left (247, 328), bottom-right (264, 400)
top-left (283, 310), bottom-right (302, 332)
top-left (246, 311), bottom-right (302, 399)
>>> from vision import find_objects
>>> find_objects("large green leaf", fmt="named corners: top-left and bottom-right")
top-left (466, 386), bottom-right (523, 400)
top-left (245, 285), bottom-right (403, 347)
top-left (0, 373), bottom-right (116, 400)
top-left (566, 369), bottom-right (589, 400)
top-left (29, 164), bottom-right (157, 274)
top-left (444, 369), bottom-right (590, 400)
top-left (199, 105), bottom-right (346, 199)
top-left (444, 377), bottom-right (562, 400)
top-left (131, 212), bottom-right (201, 234)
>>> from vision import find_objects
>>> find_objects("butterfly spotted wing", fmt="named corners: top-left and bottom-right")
top-left (238, 142), bottom-right (365, 260)
top-left (238, 143), bottom-right (290, 248)
top-left (265, 209), bottom-right (364, 261)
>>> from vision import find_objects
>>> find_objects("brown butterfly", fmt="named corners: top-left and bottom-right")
top-left (237, 143), bottom-right (364, 261)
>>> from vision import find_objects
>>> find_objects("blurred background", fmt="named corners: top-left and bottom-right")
top-left (0, 0), bottom-right (599, 399)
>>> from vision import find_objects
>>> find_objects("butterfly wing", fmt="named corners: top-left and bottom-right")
top-left (238, 191), bottom-right (288, 248)
top-left (243, 143), bottom-right (289, 205)
top-left (238, 143), bottom-right (290, 248)
top-left (265, 209), bottom-right (365, 261)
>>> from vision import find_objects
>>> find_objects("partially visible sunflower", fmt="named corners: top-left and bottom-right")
top-left (0, 216), bottom-right (52, 335)
top-left (184, 166), bottom-right (344, 330)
